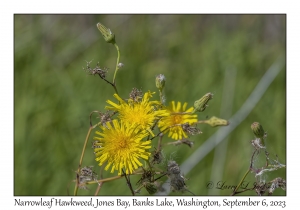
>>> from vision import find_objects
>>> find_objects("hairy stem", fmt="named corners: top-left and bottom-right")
top-left (74, 126), bottom-right (93, 195)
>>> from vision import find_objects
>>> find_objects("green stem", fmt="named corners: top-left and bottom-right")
top-left (170, 111), bottom-right (194, 115)
top-left (112, 43), bottom-right (120, 94)
top-left (85, 175), bottom-right (123, 185)
top-left (74, 126), bottom-right (92, 196)
top-left (159, 90), bottom-right (163, 104)
top-left (146, 159), bottom-right (153, 173)
top-left (94, 164), bottom-right (105, 196)
top-left (231, 168), bottom-right (250, 196)
top-left (195, 120), bottom-right (207, 124)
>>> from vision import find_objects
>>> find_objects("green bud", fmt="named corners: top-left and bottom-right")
top-left (144, 182), bottom-right (157, 194)
top-left (193, 92), bottom-right (213, 112)
top-left (155, 74), bottom-right (166, 91)
top-left (251, 122), bottom-right (265, 139)
top-left (97, 23), bottom-right (116, 44)
top-left (205, 116), bottom-right (229, 127)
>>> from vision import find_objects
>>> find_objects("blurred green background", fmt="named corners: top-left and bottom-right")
top-left (14, 14), bottom-right (286, 196)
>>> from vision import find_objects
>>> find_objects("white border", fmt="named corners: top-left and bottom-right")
top-left (2, 0), bottom-right (299, 209)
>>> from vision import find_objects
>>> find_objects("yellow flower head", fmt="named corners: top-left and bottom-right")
top-left (106, 91), bottom-right (169, 136)
top-left (158, 101), bottom-right (198, 140)
top-left (93, 119), bottom-right (151, 175)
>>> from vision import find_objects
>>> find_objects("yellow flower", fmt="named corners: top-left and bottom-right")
top-left (106, 91), bottom-right (168, 136)
top-left (158, 101), bottom-right (198, 140)
top-left (93, 119), bottom-right (151, 175)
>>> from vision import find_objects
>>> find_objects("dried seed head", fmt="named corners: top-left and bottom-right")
top-left (80, 166), bottom-right (97, 178)
top-left (268, 177), bottom-right (286, 195)
top-left (166, 160), bottom-right (193, 194)
top-left (84, 61), bottom-right (108, 78)
top-left (193, 92), bottom-right (213, 112)
top-left (167, 161), bottom-right (185, 191)
top-left (137, 168), bottom-right (154, 186)
top-left (97, 23), bottom-right (116, 44)
top-left (99, 111), bottom-right (112, 125)
top-left (182, 123), bottom-right (202, 135)
top-left (152, 149), bottom-right (163, 164)
top-left (129, 88), bottom-right (143, 102)
top-left (78, 166), bottom-right (98, 190)
top-left (255, 181), bottom-right (268, 196)
top-left (167, 160), bottom-right (181, 175)
top-left (170, 174), bottom-right (186, 192)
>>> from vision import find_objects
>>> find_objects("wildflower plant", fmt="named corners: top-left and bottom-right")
top-left (73, 22), bottom-right (229, 195)
top-left (231, 122), bottom-right (286, 196)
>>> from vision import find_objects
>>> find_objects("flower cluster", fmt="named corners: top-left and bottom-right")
top-left (93, 84), bottom-right (228, 176)
top-left (94, 90), bottom-right (170, 175)
top-left (93, 82), bottom-right (228, 179)
top-left (75, 22), bottom-right (229, 195)
top-left (93, 88), bottom-right (206, 175)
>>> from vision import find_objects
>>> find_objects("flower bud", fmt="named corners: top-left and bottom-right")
top-left (97, 23), bottom-right (116, 44)
top-left (193, 92), bottom-right (213, 112)
top-left (144, 182), bottom-right (157, 194)
top-left (205, 116), bottom-right (229, 127)
top-left (155, 74), bottom-right (166, 91)
top-left (251, 122), bottom-right (265, 139)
